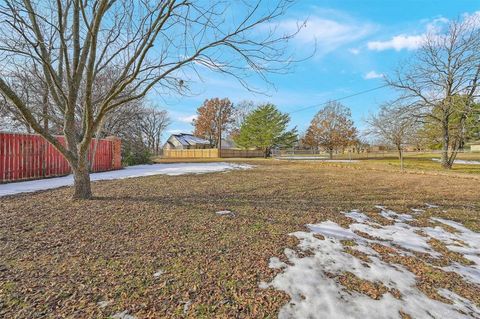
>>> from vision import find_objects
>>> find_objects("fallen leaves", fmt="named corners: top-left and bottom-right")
top-left (335, 271), bottom-right (389, 300)
top-left (0, 160), bottom-right (479, 317)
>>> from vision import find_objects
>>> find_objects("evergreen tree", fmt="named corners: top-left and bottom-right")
top-left (235, 104), bottom-right (297, 157)
top-left (418, 97), bottom-right (480, 150)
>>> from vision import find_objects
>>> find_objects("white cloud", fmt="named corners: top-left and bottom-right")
top-left (177, 114), bottom-right (197, 123)
top-left (367, 34), bottom-right (425, 51)
top-left (364, 71), bottom-right (384, 80)
top-left (276, 10), bottom-right (376, 55)
top-left (348, 48), bottom-right (360, 55)
top-left (422, 16), bottom-right (450, 33)
top-left (366, 15), bottom-right (469, 52)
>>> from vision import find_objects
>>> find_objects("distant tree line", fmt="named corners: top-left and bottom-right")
top-left (191, 96), bottom-right (367, 159)
top-left (192, 98), bottom-right (297, 157)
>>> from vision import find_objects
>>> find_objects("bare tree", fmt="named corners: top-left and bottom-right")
top-left (101, 101), bottom-right (144, 139)
top-left (0, 68), bottom-right (53, 133)
top-left (100, 100), bottom-right (152, 165)
top-left (229, 100), bottom-right (255, 138)
top-left (366, 103), bottom-right (419, 159)
top-left (387, 15), bottom-right (480, 169)
top-left (0, 100), bottom-right (27, 132)
top-left (0, 0), bottom-right (302, 199)
top-left (351, 137), bottom-right (370, 154)
top-left (140, 107), bottom-right (171, 155)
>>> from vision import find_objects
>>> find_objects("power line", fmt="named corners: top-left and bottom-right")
top-left (288, 84), bottom-right (389, 114)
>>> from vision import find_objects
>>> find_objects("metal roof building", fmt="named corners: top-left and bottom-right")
top-left (163, 133), bottom-right (211, 150)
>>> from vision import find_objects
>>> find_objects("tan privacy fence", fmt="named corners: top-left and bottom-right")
top-left (163, 149), bottom-right (219, 158)
top-left (163, 148), bottom-right (263, 158)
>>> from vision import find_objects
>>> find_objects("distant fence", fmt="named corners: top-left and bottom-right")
top-left (219, 149), bottom-right (264, 158)
top-left (162, 148), bottom-right (264, 159)
top-left (272, 148), bottom-right (480, 160)
top-left (0, 132), bottom-right (121, 183)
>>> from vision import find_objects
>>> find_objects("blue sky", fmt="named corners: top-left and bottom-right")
top-left (152, 0), bottom-right (480, 137)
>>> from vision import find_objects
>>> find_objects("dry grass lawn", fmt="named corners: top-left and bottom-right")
top-left (0, 160), bottom-right (479, 318)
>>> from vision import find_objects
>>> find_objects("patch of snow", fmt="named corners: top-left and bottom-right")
top-left (429, 218), bottom-right (480, 283)
top-left (350, 222), bottom-right (434, 255)
top-left (344, 211), bottom-right (370, 223)
top-left (376, 206), bottom-right (413, 222)
top-left (307, 221), bottom-right (358, 240)
top-left (444, 263), bottom-right (480, 285)
top-left (269, 257), bottom-right (287, 269)
top-left (425, 203), bottom-right (439, 208)
top-left (379, 209), bottom-right (413, 222)
top-left (432, 218), bottom-right (471, 232)
top-left (0, 163), bottom-right (252, 197)
top-left (153, 270), bottom-right (164, 278)
top-left (215, 210), bottom-right (236, 217)
top-left (432, 158), bottom-right (480, 165)
top-left (112, 311), bottom-right (136, 319)
top-left (437, 289), bottom-right (480, 314)
top-left (422, 226), bottom-right (458, 245)
top-left (265, 208), bottom-right (480, 319)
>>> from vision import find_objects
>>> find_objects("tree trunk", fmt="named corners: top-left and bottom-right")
top-left (329, 149), bottom-right (333, 159)
top-left (72, 156), bottom-right (92, 199)
top-left (264, 147), bottom-right (270, 158)
top-left (441, 121), bottom-right (452, 169)
top-left (399, 148), bottom-right (404, 172)
top-left (217, 117), bottom-right (222, 151)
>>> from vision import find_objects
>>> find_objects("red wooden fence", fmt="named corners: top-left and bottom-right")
top-left (0, 132), bottom-right (122, 183)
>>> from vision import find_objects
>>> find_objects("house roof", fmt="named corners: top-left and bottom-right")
top-left (172, 133), bottom-right (210, 146)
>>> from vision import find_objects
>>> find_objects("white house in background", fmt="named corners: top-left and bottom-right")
top-left (471, 142), bottom-right (480, 152)
top-left (163, 133), bottom-right (210, 150)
